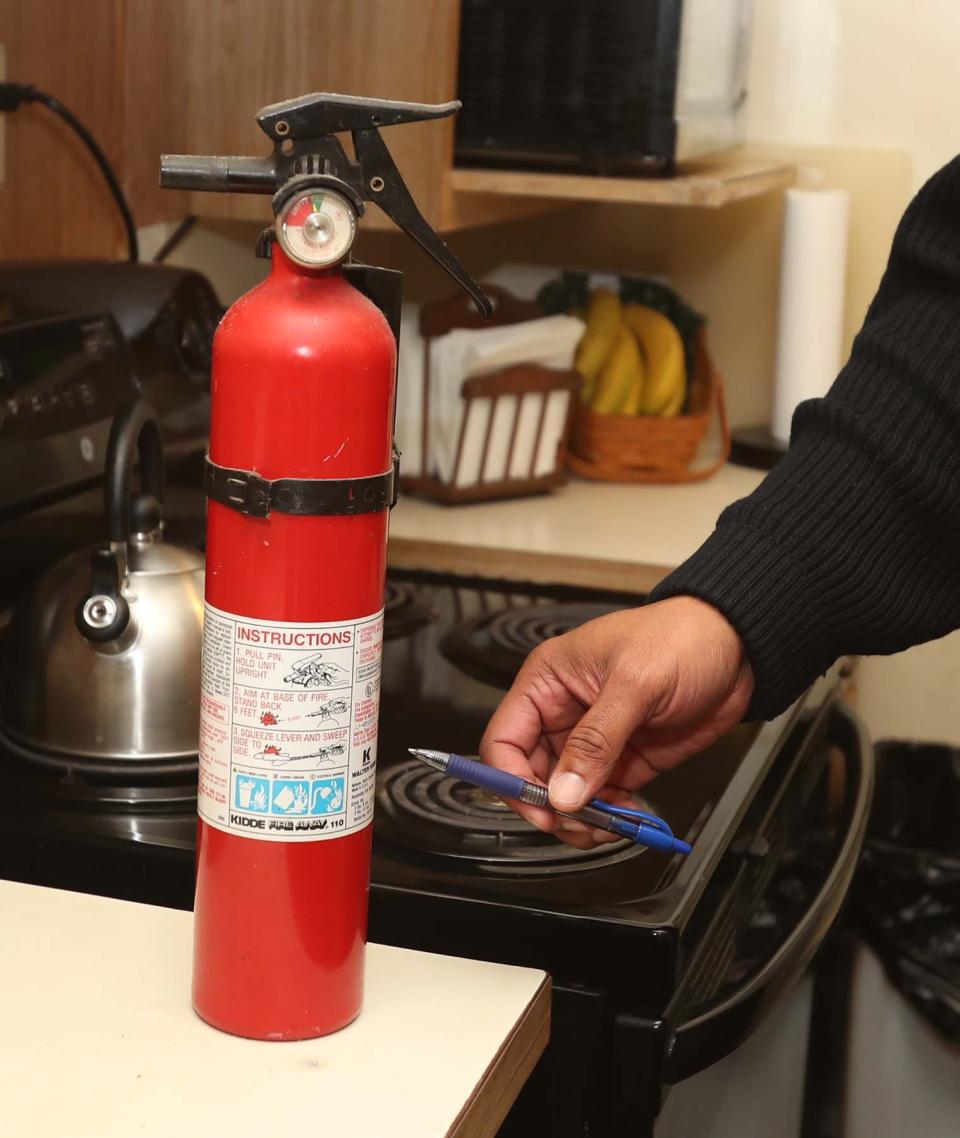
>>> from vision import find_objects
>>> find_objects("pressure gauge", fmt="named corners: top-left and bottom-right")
top-left (275, 188), bottom-right (357, 268)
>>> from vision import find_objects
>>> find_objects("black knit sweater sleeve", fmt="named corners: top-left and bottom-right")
top-left (650, 156), bottom-right (960, 720)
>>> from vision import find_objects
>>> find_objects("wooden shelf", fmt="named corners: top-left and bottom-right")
top-left (450, 154), bottom-right (797, 209)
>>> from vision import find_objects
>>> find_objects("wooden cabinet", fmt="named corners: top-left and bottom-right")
top-left (128, 0), bottom-right (462, 229)
top-left (0, 0), bottom-right (127, 259)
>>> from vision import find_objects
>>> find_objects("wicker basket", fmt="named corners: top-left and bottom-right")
top-left (567, 329), bottom-right (730, 483)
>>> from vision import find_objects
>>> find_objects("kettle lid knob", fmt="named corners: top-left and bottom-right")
top-left (131, 493), bottom-right (163, 538)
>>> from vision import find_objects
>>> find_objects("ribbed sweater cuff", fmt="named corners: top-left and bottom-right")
top-left (648, 524), bottom-right (832, 721)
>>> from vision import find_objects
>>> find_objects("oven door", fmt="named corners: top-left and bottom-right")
top-left (650, 704), bottom-right (873, 1135)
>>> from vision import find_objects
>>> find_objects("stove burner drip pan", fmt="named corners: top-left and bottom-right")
top-left (376, 759), bottom-right (646, 874)
top-left (0, 723), bottom-right (199, 821)
top-left (0, 722), bottom-right (198, 781)
top-left (440, 602), bottom-right (623, 688)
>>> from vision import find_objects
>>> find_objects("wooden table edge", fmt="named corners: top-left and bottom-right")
top-left (446, 974), bottom-right (553, 1138)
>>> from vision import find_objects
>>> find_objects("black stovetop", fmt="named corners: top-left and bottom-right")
top-left (372, 570), bottom-right (837, 1002)
top-left (375, 572), bottom-right (760, 908)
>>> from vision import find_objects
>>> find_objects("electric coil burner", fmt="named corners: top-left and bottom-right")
top-left (440, 600), bottom-right (624, 687)
top-left (376, 757), bottom-right (645, 871)
top-left (0, 718), bottom-right (198, 906)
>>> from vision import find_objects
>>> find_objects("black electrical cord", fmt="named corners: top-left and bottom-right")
top-left (153, 215), bottom-right (197, 263)
top-left (0, 82), bottom-right (138, 261)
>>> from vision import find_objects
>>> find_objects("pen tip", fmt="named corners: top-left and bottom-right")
top-left (408, 748), bottom-right (448, 771)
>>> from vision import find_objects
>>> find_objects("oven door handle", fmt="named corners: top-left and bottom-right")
top-left (663, 703), bottom-right (874, 1084)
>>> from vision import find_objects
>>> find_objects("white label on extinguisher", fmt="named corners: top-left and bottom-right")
top-left (198, 602), bottom-right (383, 842)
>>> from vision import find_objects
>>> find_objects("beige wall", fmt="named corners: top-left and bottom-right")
top-left (747, 0), bottom-right (960, 190)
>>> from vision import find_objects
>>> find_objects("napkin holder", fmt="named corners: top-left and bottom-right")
top-left (400, 285), bottom-right (581, 504)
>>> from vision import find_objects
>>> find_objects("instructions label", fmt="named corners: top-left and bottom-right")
top-left (198, 602), bottom-right (383, 842)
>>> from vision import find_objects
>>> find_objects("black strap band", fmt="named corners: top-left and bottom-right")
top-left (204, 456), bottom-right (398, 518)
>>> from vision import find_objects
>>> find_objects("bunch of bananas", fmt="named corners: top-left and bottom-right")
top-left (572, 289), bottom-right (686, 417)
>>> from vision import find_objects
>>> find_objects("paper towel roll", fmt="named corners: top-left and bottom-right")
top-left (770, 188), bottom-right (849, 444)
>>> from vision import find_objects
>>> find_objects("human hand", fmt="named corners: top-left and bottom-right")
top-left (479, 596), bottom-right (754, 848)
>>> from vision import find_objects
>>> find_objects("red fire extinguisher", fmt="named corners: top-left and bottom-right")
top-left (160, 93), bottom-right (489, 1040)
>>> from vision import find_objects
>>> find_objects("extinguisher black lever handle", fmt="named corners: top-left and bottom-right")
top-left (160, 94), bottom-right (459, 194)
top-left (256, 91), bottom-right (461, 141)
top-left (352, 128), bottom-right (492, 318)
top-left (160, 91), bottom-right (492, 315)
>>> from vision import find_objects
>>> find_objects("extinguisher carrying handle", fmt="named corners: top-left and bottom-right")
top-left (256, 91), bottom-right (462, 139)
top-left (160, 92), bottom-right (492, 317)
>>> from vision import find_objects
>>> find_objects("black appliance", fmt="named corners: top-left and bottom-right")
top-left (0, 261), bottom-right (221, 447)
top-left (0, 462), bottom-right (872, 1135)
top-left (455, 0), bottom-right (752, 175)
top-left (0, 312), bottom-right (139, 516)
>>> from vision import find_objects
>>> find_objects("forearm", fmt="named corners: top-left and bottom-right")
top-left (652, 156), bottom-right (960, 718)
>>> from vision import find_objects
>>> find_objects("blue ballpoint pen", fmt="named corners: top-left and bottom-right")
top-left (409, 749), bottom-right (692, 855)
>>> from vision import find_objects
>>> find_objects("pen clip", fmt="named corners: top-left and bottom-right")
top-left (587, 798), bottom-right (675, 838)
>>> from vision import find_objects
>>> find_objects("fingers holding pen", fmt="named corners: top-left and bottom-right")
top-left (480, 654), bottom-right (586, 833)
top-left (547, 676), bottom-right (655, 813)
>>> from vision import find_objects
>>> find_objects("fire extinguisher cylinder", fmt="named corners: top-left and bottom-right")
top-left (161, 91), bottom-right (489, 1041)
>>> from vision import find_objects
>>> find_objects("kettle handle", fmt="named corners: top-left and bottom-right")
top-left (76, 401), bottom-right (165, 642)
top-left (105, 399), bottom-right (165, 544)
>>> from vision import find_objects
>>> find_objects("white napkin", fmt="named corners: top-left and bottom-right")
top-left (395, 304), bottom-right (584, 486)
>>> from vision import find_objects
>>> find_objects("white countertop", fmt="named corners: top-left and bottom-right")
top-left (390, 465), bottom-right (765, 592)
top-left (0, 881), bottom-right (549, 1138)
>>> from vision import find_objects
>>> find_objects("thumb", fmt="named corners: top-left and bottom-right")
top-left (548, 681), bottom-right (649, 812)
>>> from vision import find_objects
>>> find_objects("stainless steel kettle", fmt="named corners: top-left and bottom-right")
top-left (1, 400), bottom-right (204, 765)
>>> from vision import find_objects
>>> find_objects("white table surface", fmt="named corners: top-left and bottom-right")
top-left (0, 881), bottom-right (549, 1138)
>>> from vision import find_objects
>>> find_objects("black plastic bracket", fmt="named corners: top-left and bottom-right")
top-left (204, 456), bottom-right (399, 519)
top-left (342, 262), bottom-right (403, 350)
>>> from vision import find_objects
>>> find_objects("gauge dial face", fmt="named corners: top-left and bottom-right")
top-left (276, 189), bottom-right (356, 268)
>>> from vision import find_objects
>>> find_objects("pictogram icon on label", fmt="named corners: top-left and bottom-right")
top-left (198, 603), bottom-right (383, 842)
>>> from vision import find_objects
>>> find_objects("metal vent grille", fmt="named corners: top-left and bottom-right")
top-left (683, 891), bottom-right (740, 1006)
top-left (680, 764), bottom-right (814, 1008)
top-left (455, 0), bottom-right (682, 171)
